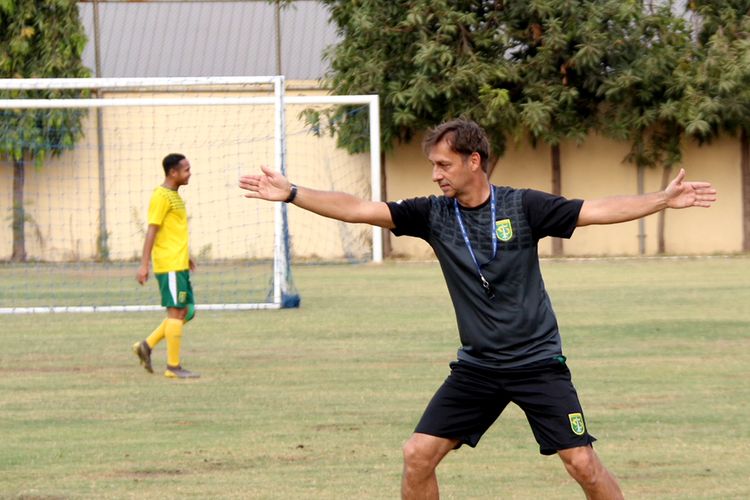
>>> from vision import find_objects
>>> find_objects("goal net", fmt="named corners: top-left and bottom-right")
top-left (0, 77), bottom-right (381, 314)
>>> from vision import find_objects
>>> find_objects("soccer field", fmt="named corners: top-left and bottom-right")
top-left (1, 257), bottom-right (749, 499)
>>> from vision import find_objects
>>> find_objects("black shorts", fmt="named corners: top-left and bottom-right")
top-left (414, 359), bottom-right (596, 455)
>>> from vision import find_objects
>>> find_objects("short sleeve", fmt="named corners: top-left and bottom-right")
top-left (386, 197), bottom-right (431, 240)
top-left (523, 189), bottom-right (583, 240)
top-left (147, 191), bottom-right (169, 226)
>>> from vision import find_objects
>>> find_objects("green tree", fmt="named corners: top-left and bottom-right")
top-left (310, 0), bottom-right (515, 256)
top-left (599, 2), bottom-right (695, 253)
top-left (686, 1), bottom-right (750, 251)
top-left (493, 0), bottom-right (644, 255)
top-left (313, 0), bottom-right (513, 158)
top-left (316, 0), bottom-right (645, 256)
top-left (0, 0), bottom-right (90, 262)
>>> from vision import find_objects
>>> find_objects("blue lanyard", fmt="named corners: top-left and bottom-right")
top-left (453, 186), bottom-right (497, 294)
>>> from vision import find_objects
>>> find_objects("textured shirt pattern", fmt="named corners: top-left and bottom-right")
top-left (388, 185), bottom-right (583, 369)
top-left (147, 186), bottom-right (189, 273)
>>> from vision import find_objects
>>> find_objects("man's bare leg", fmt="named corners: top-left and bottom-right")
top-left (558, 446), bottom-right (624, 500)
top-left (401, 433), bottom-right (459, 500)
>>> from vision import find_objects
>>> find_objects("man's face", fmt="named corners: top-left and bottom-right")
top-left (171, 159), bottom-right (192, 186)
top-left (428, 139), bottom-right (476, 198)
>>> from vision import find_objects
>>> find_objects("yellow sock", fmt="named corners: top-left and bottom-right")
top-left (145, 319), bottom-right (168, 349)
top-left (165, 318), bottom-right (184, 367)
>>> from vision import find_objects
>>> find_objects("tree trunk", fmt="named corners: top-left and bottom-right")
top-left (551, 144), bottom-right (563, 256)
top-left (637, 164), bottom-right (646, 255)
top-left (742, 129), bottom-right (750, 252)
top-left (657, 164), bottom-right (672, 255)
top-left (11, 158), bottom-right (27, 262)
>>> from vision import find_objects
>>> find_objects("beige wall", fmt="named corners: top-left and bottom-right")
top-left (0, 118), bottom-right (103, 261)
top-left (0, 88), bottom-right (372, 262)
top-left (386, 131), bottom-right (742, 257)
top-left (0, 87), bottom-right (744, 261)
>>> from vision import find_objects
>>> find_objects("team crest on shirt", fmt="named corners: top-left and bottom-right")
top-left (568, 413), bottom-right (585, 436)
top-left (495, 218), bottom-right (513, 242)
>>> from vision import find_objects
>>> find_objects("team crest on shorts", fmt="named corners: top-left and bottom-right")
top-left (178, 291), bottom-right (187, 304)
top-left (495, 218), bottom-right (513, 242)
top-left (568, 413), bottom-right (585, 436)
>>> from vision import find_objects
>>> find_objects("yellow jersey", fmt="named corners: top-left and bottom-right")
top-left (147, 186), bottom-right (189, 273)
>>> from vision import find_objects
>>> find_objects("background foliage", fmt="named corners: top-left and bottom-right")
top-left (0, 0), bottom-right (90, 262)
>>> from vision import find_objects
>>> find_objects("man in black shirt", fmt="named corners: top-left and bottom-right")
top-left (239, 119), bottom-right (716, 499)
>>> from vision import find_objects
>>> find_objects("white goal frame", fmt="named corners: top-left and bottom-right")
top-left (0, 76), bottom-right (381, 314)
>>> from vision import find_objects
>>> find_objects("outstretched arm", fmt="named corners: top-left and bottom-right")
top-left (239, 165), bottom-right (395, 229)
top-left (577, 168), bottom-right (717, 227)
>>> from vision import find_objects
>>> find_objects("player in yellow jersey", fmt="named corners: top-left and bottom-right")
top-left (132, 153), bottom-right (200, 379)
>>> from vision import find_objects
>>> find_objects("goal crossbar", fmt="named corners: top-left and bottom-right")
top-left (0, 76), bottom-right (280, 90)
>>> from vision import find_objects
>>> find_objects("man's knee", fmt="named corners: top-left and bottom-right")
top-left (167, 307), bottom-right (187, 320)
top-left (402, 434), bottom-right (454, 475)
top-left (559, 446), bottom-right (604, 486)
top-left (402, 436), bottom-right (431, 469)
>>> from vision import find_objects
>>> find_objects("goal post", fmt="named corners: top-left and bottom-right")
top-left (284, 94), bottom-right (382, 263)
top-left (0, 77), bottom-right (381, 314)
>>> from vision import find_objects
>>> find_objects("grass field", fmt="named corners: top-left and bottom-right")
top-left (1, 257), bottom-right (749, 499)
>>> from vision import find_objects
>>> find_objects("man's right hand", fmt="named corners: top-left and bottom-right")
top-left (136, 265), bottom-right (149, 285)
top-left (239, 165), bottom-right (292, 202)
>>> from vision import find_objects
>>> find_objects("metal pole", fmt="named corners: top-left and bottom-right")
top-left (275, 1), bottom-right (282, 76)
top-left (369, 96), bottom-right (383, 263)
top-left (272, 76), bottom-right (286, 305)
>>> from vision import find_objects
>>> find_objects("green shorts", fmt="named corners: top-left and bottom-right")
top-left (155, 270), bottom-right (194, 310)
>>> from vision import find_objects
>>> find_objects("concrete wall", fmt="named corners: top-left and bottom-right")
top-left (385, 131), bottom-right (741, 258)
top-left (0, 88), bottom-right (743, 261)
top-left (0, 87), bottom-right (372, 262)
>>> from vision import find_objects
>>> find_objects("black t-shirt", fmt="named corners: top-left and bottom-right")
top-left (387, 186), bottom-right (583, 369)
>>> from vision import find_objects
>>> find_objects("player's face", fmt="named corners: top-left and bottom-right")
top-left (173, 159), bottom-right (192, 186)
top-left (428, 139), bottom-right (473, 198)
